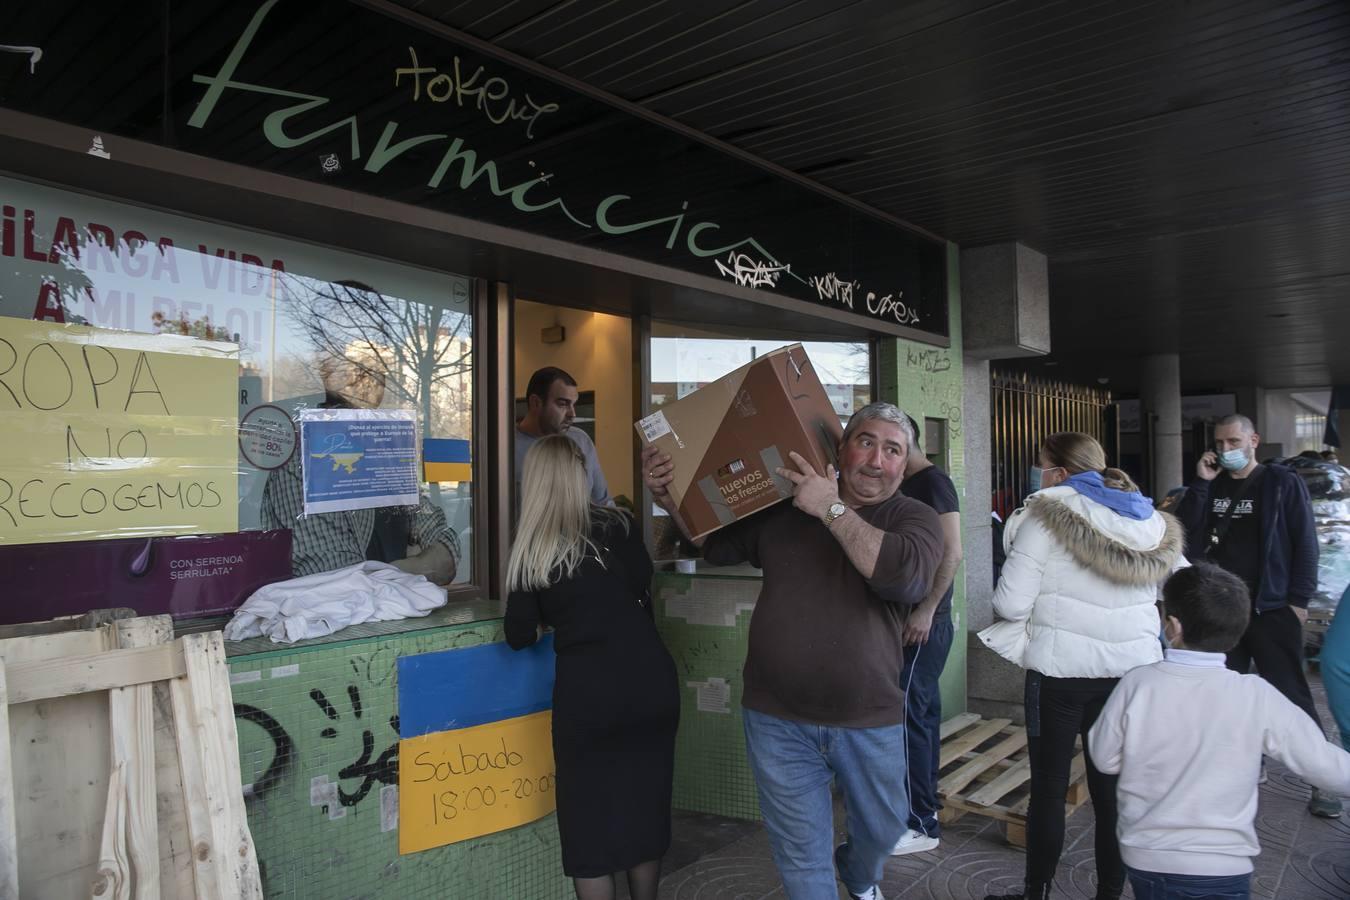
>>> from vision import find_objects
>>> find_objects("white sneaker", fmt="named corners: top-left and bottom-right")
top-left (847, 886), bottom-right (885, 900)
top-left (890, 828), bottom-right (940, 856)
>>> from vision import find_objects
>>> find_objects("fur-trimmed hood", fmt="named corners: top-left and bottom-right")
top-left (1019, 487), bottom-right (1185, 587)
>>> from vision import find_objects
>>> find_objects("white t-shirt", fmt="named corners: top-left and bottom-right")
top-left (1088, 649), bottom-right (1350, 876)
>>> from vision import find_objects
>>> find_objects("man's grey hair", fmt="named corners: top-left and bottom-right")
top-left (1216, 413), bottom-right (1256, 434)
top-left (842, 401), bottom-right (916, 451)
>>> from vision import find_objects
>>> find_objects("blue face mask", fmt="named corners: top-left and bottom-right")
top-left (1029, 466), bottom-right (1044, 493)
top-left (1218, 448), bottom-right (1250, 471)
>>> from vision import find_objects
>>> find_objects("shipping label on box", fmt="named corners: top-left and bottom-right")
top-left (637, 344), bottom-right (843, 540)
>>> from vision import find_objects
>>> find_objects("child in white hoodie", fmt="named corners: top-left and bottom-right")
top-left (1088, 562), bottom-right (1350, 900)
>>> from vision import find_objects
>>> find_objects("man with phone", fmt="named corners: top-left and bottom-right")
top-left (1176, 413), bottom-right (1339, 817)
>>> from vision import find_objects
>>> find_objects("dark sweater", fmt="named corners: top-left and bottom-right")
top-left (703, 493), bottom-right (943, 727)
top-left (1176, 463), bottom-right (1319, 611)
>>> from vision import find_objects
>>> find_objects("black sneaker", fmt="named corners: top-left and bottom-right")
top-left (1309, 787), bottom-right (1343, 818)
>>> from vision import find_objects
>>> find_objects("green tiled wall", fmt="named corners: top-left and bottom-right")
top-left (654, 574), bottom-right (761, 820)
top-left (227, 621), bottom-right (571, 899)
top-left (878, 242), bottom-right (968, 718)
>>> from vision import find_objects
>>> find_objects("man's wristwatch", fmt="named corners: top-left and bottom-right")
top-left (823, 501), bottom-right (848, 527)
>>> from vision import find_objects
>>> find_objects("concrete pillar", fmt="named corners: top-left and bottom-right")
top-left (1142, 353), bottom-right (1182, 502)
top-left (960, 356), bottom-right (1029, 722)
top-left (962, 357), bottom-right (995, 631)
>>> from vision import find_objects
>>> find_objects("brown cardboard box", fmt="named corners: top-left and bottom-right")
top-left (636, 344), bottom-right (843, 540)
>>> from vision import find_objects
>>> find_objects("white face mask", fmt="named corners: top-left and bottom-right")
top-left (1218, 448), bottom-right (1250, 471)
top-left (1029, 465), bottom-right (1063, 493)
top-left (1029, 466), bottom-right (1044, 493)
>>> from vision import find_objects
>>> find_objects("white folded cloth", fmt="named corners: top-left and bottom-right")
top-left (224, 561), bottom-right (446, 643)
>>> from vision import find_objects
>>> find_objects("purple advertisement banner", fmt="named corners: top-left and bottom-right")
top-left (0, 530), bottom-right (293, 625)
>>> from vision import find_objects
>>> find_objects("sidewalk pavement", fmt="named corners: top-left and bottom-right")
top-left (653, 678), bottom-right (1350, 899)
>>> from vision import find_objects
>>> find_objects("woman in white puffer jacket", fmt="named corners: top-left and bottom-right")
top-left (980, 432), bottom-right (1185, 900)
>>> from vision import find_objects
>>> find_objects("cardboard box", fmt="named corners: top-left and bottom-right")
top-left (636, 344), bottom-right (843, 540)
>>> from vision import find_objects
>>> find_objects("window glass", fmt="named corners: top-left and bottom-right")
top-left (0, 175), bottom-right (474, 627)
top-left (651, 334), bottom-right (871, 422)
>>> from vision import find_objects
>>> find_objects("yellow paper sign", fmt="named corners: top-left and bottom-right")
top-left (0, 319), bottom-right (239, 544)
top-left (398, 711), bottom-right (556, 854)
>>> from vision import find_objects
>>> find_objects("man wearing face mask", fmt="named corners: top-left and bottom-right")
top-left (1176, 414), bottom-right (1339, 817)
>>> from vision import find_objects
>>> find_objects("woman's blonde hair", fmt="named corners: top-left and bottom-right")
top-left (507, 435), bottom-right (628, 592)
top-left (1041, 431), bottom-right (1141, 493)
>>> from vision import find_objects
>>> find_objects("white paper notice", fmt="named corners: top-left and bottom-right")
top-left (688, 677), bottom-right (731, 714)
top-left (666, 592), bottom-right (755, 628)
top-left (638, 411), bottom-right (672, 441)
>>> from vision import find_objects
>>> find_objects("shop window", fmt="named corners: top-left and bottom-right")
top-left (648, 325), bottom-right (872, 558)
top-left (0, 175), bottom-right (478, 633)
top-left (1295, 412), bottom-right (1327, 455)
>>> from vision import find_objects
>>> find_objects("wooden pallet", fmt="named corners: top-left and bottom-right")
top-left (0, 613), bottom-right (261, 899)
top-left (935, 713), bottom-right (1088, 848)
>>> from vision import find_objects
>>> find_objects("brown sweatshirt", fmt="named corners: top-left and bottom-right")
top-left (703, 493), bottom-right (943, 727)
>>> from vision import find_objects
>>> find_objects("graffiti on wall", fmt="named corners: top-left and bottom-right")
top-left (904, 342), bottom-right (963, 440)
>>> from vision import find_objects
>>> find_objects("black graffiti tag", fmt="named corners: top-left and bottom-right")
top-left (234, 703), bottom-right (295, 799)
top-left (311, 685), bottom-right (399, 807)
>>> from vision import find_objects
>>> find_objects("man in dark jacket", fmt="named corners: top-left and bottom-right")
top-left (1177, 413), bottom-right (1339, 817)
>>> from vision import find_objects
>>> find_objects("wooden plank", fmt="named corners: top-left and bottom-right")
top-left (966, 757), bottom-right (1032, 808)
top-left (7, 644), bottom-right (187, 704)
top-left (940, 729), bottom-right (1028, 798)
top-left (0, 625), bottom-right (119, 666)
top-left (93, 761), bottom-right (131, 900)
top-left (1005, 821), bottom-right (1027, 848)
top-left (4, 618), bottom-right (119, 899)
top-left (150, 679), bottom-right (193, 900)
top-left (0, 609), bottom-right (135, 641)
top-left (173, 634), bottom-right (255, 900)
top-left (1065, 752), bottom-right (1089, 806)
top-left (169, 674), bottom-right (225, 900)
top-left (0, 665), bottom-right (19, 900)
top-left (945, 796), bottom-right (1021, 824)
top-left (195, 633), bottom-right (263, 898)
top-left (112, 618), bottom-right (170, 900)
top-left (939, 712), bottom-right (981, 741)
top-left (940, 718), bottom-right (1011, 769)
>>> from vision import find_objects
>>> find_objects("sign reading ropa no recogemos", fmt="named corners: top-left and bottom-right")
top-left (0, 318), bottom-right (239, 544)
top-left (0, 0), bottom-right (948, 338)
top-left (299, 409), bottom-right (420, 516)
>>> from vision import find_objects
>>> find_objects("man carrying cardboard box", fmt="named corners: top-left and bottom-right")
top-left (643, 401), bottom-right (943, 900)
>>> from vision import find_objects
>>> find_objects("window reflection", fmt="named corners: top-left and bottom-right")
top-left (0, 175), bottom-right (476, 630)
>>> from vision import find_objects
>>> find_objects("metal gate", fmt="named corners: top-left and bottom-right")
top-left (991, 369), bottom-right (1113, 519)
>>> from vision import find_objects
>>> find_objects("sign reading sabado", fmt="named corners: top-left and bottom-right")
top-left (0, 319), bottom-right (239, 544)
top-left (398, 711), bottom-right (556, 853)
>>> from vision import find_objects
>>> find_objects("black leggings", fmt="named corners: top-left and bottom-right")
top-left (1024, 671), bottom-right (1124, 897)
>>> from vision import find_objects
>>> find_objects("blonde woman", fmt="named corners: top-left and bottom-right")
top-left (506, 435), bottom-right (679, 900)
top-left (980, 433), bottom-right (1185, 900)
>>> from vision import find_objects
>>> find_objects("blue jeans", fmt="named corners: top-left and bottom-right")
top-left (743, 707), bottom-right (908, 899)
top-left (1127, 867), bottom-right (1251, 899)
top-left (900, 617), bottom-right (954, 837)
